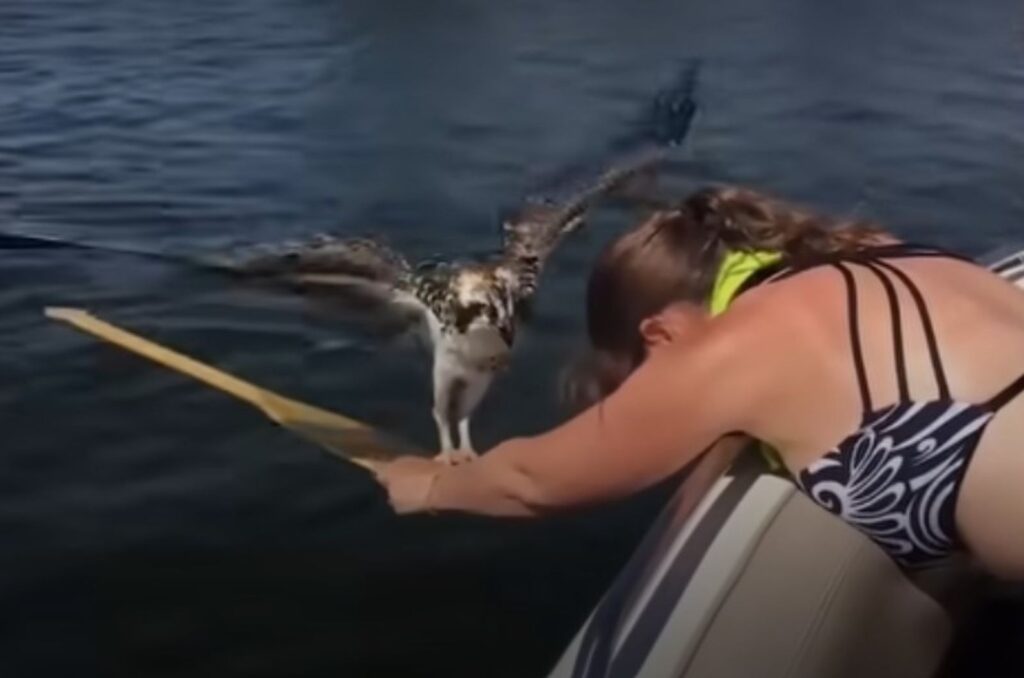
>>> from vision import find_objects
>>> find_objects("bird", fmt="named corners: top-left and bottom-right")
top-left (225, 62), bottom-right (702, 463)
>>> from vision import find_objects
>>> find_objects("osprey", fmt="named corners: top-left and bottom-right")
top-left (231, 162), bottom-right (658, 463)
top-left (229, 64), bottom-right (701, 463)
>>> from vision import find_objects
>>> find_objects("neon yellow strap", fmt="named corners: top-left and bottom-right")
top-left (708, 249), bottom-right (783, 317)
top-left (707, 250), bottom-right (787, 472)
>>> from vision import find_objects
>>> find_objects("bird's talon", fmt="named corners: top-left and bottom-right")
top-left (454, 449), bottom-right (478, 465)
top-left (434, 450), bottom-right (458, 466)
top-left (435, 449), bottom-right (477, 465)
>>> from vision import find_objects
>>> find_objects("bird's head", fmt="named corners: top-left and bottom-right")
top-left (451, 269), bottom-right (517, 347)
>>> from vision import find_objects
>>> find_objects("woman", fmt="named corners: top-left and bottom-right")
top-left (373, 186), bottom-right (1024, 579)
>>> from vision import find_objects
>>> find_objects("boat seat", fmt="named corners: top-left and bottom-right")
top-left (547, 453), bottom-right (961, 678)
top-left (985, 246), bottom-right (1024, 286)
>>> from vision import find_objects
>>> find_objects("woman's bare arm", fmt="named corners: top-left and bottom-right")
top-left (425, 325), bottom-right (763, 516)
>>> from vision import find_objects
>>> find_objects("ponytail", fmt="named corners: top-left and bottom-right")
top-left (563, 184), bottom-right (893, 410)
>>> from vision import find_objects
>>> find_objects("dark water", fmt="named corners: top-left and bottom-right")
top-left (2, 1), bottom-right (1022, 676)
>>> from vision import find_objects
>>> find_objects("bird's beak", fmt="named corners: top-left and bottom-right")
top-left (499, 323), bottom-right (515, 346)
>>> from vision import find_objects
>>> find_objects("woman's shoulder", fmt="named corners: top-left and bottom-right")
top-left (718, 264), bottom-right (843, 329)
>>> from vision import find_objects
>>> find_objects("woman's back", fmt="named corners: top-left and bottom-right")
top-left (739, 248), bottom-right (1024, 576)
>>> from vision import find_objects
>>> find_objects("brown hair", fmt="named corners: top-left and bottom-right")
top-left (560, 185), bottom-right (889, 409)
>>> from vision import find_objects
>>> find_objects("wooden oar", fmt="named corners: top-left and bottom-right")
top-left (45, 307), bottom-right (421, 469)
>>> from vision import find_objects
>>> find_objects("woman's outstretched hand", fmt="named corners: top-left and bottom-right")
top-left (371, 456), bottom-right (446, 514)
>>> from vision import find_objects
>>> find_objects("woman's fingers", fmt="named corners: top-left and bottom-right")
top-left (372, 456), bottom-right (445, 514)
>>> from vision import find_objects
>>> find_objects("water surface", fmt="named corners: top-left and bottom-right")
top-left (2, 1), bottom-right (1022, 676)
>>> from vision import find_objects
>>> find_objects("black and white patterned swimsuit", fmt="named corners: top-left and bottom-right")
top-left (762, 244), bottom-right (1024, 569)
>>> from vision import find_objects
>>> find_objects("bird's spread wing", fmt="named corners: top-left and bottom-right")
top-left (227, 236), bottom-right (429, 323)
top-left (229, 236), bottom-right (408, 279)
top-left (501, 59), bottom-right (702, 266)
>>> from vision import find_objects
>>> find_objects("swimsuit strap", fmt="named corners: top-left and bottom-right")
top-left (855, 242), bottom-right (974, 262)
top-left (984, 371), bottom-right (1024, 412)
top-left (765, 242), bottom-right (972, 281)
top-left (861, 261), bottom-right (911, 401)
top-left (832, 261), bottom-right (874, 412)
top-left (872, 259), bottom-right (951, 400)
